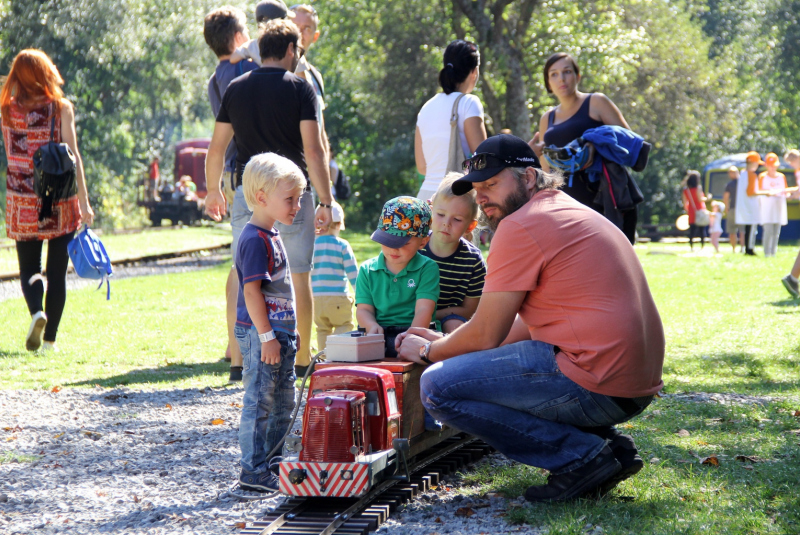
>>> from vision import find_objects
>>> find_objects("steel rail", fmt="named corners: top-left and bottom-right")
top-left (0, 242), bottom-right (232, 282)
top-left (243, 434), bottom-right (483, 535)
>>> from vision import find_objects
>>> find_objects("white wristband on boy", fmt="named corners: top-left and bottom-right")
top-left (258, 330), bottom-right (276, 343)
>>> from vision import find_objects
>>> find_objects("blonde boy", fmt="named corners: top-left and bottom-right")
top-left (235, 153), bottom-right (304, 493)
top-left (311, 202), bottom-right (358, 352)
top-left (421, 173), bottom-right (487, 333)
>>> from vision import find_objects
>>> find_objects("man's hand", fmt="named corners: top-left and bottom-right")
top-left (205, 189), bottom-right (227, 222)
top-left (396, 333), bottom-right (433, 364)
top-left (261, 339), bottom-right (281, 365)
top-left (528, 131), bottom-right (544, 158)
top-left (315, 205), bottom-right (332, 231)
top-left (395, 327), bottom-right (442, 349)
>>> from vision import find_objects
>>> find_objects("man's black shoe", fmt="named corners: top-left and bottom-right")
top-left (745, 249), bottom-right (757, 256)
top-left (524, 445), bottom-right (621, 502)
top-left (595, 434), bottom-right (644, 495)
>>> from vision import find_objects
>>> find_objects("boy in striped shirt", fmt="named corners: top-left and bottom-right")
top-left (421, 173), bottom-right (487, 333)
top-left (311, 202), bottom-right (358, 351)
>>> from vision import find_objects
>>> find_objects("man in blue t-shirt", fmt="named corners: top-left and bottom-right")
top-left (205, 19), bottom-right (333, 378)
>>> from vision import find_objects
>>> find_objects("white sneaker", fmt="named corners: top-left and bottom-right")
top-left (41, 341), bottom-right (58, 353)
top-left (25, 311), bottom-right (48, 351)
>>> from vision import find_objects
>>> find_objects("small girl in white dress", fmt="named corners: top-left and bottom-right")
top-left (709, 201), bottom-right (725, 253)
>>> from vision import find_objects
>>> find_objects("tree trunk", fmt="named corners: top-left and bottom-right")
top-left (449, 0), bottom-right (538, 137)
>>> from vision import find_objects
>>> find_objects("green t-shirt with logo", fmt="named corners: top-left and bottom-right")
top-left (355, 252), bottom-right (440, 327)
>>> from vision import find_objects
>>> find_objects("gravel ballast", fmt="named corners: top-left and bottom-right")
top-left (0, 386), bottom-right (533, 535)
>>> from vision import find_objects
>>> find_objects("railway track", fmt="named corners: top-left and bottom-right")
top-left (241, 434), bottom-right (493, 535)
top-left (0, 242), bottom-right (232, 282)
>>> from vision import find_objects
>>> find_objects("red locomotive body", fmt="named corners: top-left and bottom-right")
top-left (301, 390), bottom-right (370, 462)
top-left (279, 363), bottom-right (459, 498)
top-left (306, 367), bottom-right (401, 453)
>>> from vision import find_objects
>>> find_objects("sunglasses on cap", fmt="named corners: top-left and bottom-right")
top-left (462, 153), bottom-right (536, 173)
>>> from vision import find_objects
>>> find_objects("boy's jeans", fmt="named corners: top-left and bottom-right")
top-left (420, 341), bottom-right (646, 475)
top-left (235, 326), bottom-right (297, 475)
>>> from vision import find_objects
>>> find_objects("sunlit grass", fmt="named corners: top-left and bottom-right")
top-left (3, 232), bottom-right (800, 532)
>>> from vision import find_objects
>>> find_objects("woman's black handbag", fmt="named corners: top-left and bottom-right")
top-left (33, 111), bottom-right (77, 221)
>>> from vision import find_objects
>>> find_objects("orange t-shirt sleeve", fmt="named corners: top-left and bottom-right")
top-left (483, 220), bottom-right (544, 293)
top-left (747, 172), bottom-right (757, 196)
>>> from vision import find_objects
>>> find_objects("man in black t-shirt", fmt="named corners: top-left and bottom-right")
top-left (206, 19), bottom-right (332, 375)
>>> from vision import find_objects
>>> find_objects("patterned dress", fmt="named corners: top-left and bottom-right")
top-left (3, 100), bottom-right (80, 241)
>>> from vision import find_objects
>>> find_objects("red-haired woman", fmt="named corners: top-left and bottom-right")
top-left (1, 49), bottom-right (93, 352)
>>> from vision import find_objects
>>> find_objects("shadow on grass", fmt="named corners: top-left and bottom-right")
top-left (769, 298), bottom-right (800, 308)
top-left (0, 348), bottom-right (28, 359)
top-left (67, 361), bottom-right (230, 388)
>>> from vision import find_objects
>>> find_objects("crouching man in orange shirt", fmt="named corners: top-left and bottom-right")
top-left (396, 134), bottom-right (665, 503)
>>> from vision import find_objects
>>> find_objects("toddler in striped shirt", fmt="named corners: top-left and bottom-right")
top-left (421, 173), bottom-right (487, 333)
top-left (311, 202), bottom-right (359, 352)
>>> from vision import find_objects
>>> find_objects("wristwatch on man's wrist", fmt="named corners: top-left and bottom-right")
top-left (259, 330), bottom-right (276, 343)
top-left (419, 341), bottom-right (433, 365)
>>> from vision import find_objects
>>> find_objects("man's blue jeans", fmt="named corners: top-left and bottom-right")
top-left (235, 326), bottom-right (297, 475)
top-left (420, 341), bottom-right (643, 475)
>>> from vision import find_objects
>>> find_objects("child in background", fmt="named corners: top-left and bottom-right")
top-left (234, 153), bottom-right (304, 492)
top-left (736, 151), bottom-right (765, 256)
top-left (420, 173), bottom-right (486, 333)
top-left (757, 153), bottom-right (788, 257)
top-left (708, 200), bottom-right (725, 253)
top-left (311, 202), bottom-right (358, 353)
top-left (355, 196), bottom-right (440, 358)
top-left (229, 0), bottom-right (295, 66)
top-left (781, 150), bottom-right (800, 297)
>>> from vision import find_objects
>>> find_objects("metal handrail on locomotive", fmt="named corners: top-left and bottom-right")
top-left (278, 331), bottom-right (459, 498)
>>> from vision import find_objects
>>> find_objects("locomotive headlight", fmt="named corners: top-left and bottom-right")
top-left (288, 468), bottom-right (307, 485)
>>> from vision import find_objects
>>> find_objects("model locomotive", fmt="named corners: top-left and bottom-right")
top-left (276, 335), bottom-right (458, 498)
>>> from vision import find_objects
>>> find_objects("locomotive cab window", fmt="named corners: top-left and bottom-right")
top-left (387, 388), bottom-right (398, 414)
top-left (366, 391), bottom-right (380, 416)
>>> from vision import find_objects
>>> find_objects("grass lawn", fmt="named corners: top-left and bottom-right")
top-left (2, 231), bottom-right (800, 533)
top-left (0, 224), bottom-right (232, 273)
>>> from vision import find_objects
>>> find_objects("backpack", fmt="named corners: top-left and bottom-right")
top-left (68, 226), bottom-right (113, 300)
top-left (33, 107), bottom-right (77, 221)
top-left (333, 167), bottom-right (352, 200)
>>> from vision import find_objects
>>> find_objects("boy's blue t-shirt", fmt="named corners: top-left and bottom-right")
top-left (235, 222), bottom-right (296, 334)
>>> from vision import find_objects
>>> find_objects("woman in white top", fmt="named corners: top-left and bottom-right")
top-left (415, 40), bottom-right (487, 201)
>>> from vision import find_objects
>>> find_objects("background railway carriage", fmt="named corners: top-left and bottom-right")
top-left (138, 139), bottom-right (210, 226)
top-left (702, 153), bottom-right (798, 241)
top-left (279, 361), bottom-right (460, 498)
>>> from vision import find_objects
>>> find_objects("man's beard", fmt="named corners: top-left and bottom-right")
top-left (479, 180), bottom-right (531, 231)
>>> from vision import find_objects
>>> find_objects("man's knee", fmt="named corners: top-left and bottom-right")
top-left (420, 365), bottom-right (445, 410)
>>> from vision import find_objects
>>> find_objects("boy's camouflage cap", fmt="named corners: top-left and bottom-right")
top-left (370, 196), bottom-right (431, 248)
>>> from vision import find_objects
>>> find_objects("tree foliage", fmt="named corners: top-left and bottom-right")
top-left (1, 0), bottom-right (797, 232)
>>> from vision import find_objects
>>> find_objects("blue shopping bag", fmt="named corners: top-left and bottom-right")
top-left (68, 226), bottom-right (113, 300)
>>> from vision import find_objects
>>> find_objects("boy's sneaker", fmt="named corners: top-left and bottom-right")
top-left (782, 275), bottom-right (800, 299)
top-left (524, 445), bottom-right (621, 502)
top-left (228, 366), bottom-right (243, 383)
top-left (25, 311), bottom-right (47, 351)
top-left (239, 470), bottom-right (279, 492)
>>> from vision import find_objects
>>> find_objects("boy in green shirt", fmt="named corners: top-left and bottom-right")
top-left (356, 196), bottom-right (440, 358)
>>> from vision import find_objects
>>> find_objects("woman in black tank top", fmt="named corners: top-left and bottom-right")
top-left (529, 53), bottom-right (635, 238)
